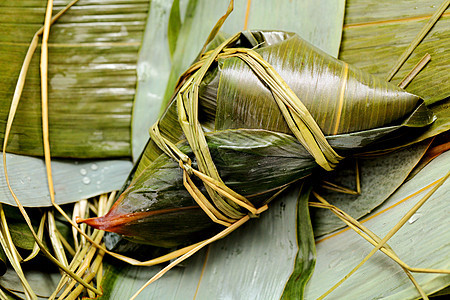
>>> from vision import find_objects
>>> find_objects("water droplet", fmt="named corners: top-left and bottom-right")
top-left (82, 177), bottom-right (91, 185)
top-left (328, 259), bottom-right (341, 269)
top-left (20, 179), bottom-right (25, 184)
top-left (96, 180), bottom-right (101, 185)
top-left (80, 168), bottom-right (87, 176)
top-left (91, 163), bottom-right (98, 171)
top-left (408, 213), bottom-right (422, 224)
top-left (27, 176), bottom-right (31, 182)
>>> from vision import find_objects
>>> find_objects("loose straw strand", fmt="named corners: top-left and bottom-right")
top-left (318, 171), bottom-right (450, 299)
top-left (386, 0), bottom-right (449, 81)
top-left (130, 216), bottom-right (251, 300)
top-left (1, 0), bottom-right (101, 294)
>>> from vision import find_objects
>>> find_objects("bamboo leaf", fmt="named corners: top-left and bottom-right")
top-left (100, 186), bottom-right (303, 300)
top-left (339, 0), bottom-right (449, 105)
top-left (305, 150), bottom-right (450, 299)
top-left (0, 0), bottom-right (149, 158)
top-left (312, 140), bottom-right (430, 237)
top-left (0, 154), bottom-right (132, 206)
top-left (281, 184), bottom-right (316, 299)
top-left (237, 0), bottom-right (345, 58)
top-left (159, 0), bottom-right (346, 111)
top-left (131, 0), bottom-right (175, 160)
top-left (0, 262), bottom-right (61, 299)
top-left (0, 1), bottom-right (149, 206)
top-left (168, 0), bottom-right (182, 59)
top-left (99, 1), bottom-right (448, 299)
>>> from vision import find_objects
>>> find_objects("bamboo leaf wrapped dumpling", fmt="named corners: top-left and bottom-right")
top-left (80, 31), bottom-right (434, 248)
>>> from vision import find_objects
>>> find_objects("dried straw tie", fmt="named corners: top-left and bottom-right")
top-left (149, 32), bottom-right (343, 226)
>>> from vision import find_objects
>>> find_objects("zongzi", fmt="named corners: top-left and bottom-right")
top-left (79, 30), bottom-right (434, 248)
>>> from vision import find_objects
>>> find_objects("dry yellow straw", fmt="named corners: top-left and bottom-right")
top-left (318, 171), bottom-right (450, 299)
top-left (1, 0), bottom-right (102, 294)
top-left (386, 0), bottom-right (449, 81)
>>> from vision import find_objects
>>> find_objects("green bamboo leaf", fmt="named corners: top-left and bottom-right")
top-left (0, 0), bottom-right (149, 158)
top-left (281, 184), bottom-right (316, 299)
top-left (84, 129), bottom-right (317, 247)
top-left (159, 0), bottom-right (247, 112)
top-left (98, 1), bottom-right (448, 300)
top-left (160, 0), bottom-right (346, 111)
top-left (131, 0), bottom-right (175, 160)
top-left (100, 186), bottom-right (303, 300)
top-left (0, 1), bottom-right (147, 207)
top-left (96, 1), bottom-right (348, 297)
top-left (413, 98), bottom-right (450, 144)
top-left (213, 32), bottom-right (428, 136)
top-left (305, 150), bottom-right (450, 299)
top-left (431, 285), bottom-right (450, 297)
top-left (237, 0), bottom-right (345, 58)
top-left (99, 251), bottom-right (205, 299)
top-left (0, 154), bottom-right (132, 206)
top-left (339, 0), bottom-right (449, 105)
top-left (167, 0), bottom-right (182, 58)
top-left (191, 186), bottom-right (306, 300)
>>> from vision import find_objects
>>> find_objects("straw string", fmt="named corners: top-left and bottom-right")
top-left (150, 32), bottom-right (342, 224)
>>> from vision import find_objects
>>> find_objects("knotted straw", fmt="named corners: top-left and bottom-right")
top-left (149, 32), bottom-right (343, 226)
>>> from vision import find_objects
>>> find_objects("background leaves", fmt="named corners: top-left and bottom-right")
top-left (305, 151), bottom-right (450, 299)
top-left (0, 0), bottom-right (150, 158)
top-left (339, 0), bottom-right (449, 104)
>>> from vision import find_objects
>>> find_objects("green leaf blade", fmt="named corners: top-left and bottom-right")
top-left (281, 184), bottom-right (316, 299)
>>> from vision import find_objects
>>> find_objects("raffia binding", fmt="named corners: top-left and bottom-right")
top-left (149, 32), bottom-right (343, 226)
